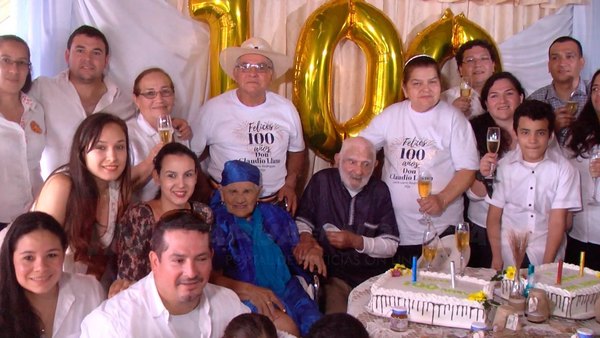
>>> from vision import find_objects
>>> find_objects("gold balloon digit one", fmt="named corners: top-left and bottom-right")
top-left (189, 0), bottom-right (250, 97)
top-left (293, 0), bottom-right (403, 162)
top-left (406, 9), bottom-right (502, 72)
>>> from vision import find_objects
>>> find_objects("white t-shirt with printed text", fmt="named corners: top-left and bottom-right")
top-left (190, 90), bottom-right (305, 197)
top-left (360, 100), bottom-right (479, 245)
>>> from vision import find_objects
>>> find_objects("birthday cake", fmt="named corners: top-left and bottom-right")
top-left (368, 270), bottom-right (494, 329)
top-left (533, 262), bottom-right (600, 319)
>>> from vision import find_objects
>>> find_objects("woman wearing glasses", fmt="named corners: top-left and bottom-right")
top-left (128, 67), bottom-right (193, 202)
top-left (0, 35), bottom-right (45, 231)
top-left (117, 142), bottom-right (213, 282)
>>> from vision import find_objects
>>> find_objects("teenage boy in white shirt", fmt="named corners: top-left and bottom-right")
top-left (486, 100), bottom-right (581, 270)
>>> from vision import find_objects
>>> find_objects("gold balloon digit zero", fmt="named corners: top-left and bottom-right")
top-left (293, 0), bottom-right (403, 162)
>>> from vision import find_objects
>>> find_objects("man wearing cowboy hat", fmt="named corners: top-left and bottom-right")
top-left (190, 37), bottom-right (305, 214)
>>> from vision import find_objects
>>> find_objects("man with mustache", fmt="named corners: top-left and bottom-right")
top-left (81, 209), bottom-right (249, 338)
top-left (529, 36), bottom-right (588, 145)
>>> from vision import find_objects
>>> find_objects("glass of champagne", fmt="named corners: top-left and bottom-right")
top-left (589, 145), bottom-right (600, 206)
top-left (455, 222), bottom-right (470, 276)
top-left (566, 101), bottom-right (578, 115)
top-left (422, 226), bottom-right (438, 271)
top-left (157, 114), bottom-right (173, 143)
top-left (486, 127), bottom-right (501, 179)
top-left (460, 77), bottom-right (472, 98)
top-left (417, 169), bottom-right (433, 225)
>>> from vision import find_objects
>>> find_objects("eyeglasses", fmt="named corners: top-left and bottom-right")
top-left (138, 88), bottom-right (174, 99)
top-left (235, 62), bottom-right (273, 73)
top-left (0, 56), bottom-right (31, 70)
top-left (463, 56), bottom-right (492, 65)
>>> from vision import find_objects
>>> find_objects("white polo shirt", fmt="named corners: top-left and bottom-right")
top-left (29, 69), bottom-right (135, 179)
top-left (486, 144), bottom-right (581, 267)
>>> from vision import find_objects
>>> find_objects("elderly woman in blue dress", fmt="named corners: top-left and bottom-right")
top-left (210, 160), bottom-right (321, 337)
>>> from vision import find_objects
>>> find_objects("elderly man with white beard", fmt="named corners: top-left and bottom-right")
top-left (293, 137), bottom-right (399, 314)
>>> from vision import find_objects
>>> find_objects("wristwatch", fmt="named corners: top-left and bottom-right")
top-left (475, 171), bottom-right (486, 182)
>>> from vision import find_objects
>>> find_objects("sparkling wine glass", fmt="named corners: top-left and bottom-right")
top-left (417, 169), bottom-right (433, 225)
top-left (455, 222), bottom-right (470, 276)
top-left (157, 114), bottom-right (174, 143)
top-left (486, 127), bottom-right (501, 179)
top-left (422, 225), bottom-right (438, 271)
top-left (589, 145), bottom-right (600, 206)
top-left (460, 77), bottom-right (472, 98)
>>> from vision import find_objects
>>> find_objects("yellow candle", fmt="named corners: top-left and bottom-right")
top-left (579, 251), bottom-right (585, 277)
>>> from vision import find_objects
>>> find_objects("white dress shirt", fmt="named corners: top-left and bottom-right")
top-left (52, 273), bottom-right (106, 338)
top-left (0, 93), bottom-right (45, 223)
top-left (80, 272), bottom-right (249, 338)
top-left (28, 69), bottom-right (135, 179)
top-left (568, 153), bottom-right (600, 244)
top-left (486, 144), bottom-right (581, 267)
top-left (441, 85), bottom-right (485, 119)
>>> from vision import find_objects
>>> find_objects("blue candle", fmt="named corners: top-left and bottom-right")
top-left (412, 256), bottom-right (417, 282)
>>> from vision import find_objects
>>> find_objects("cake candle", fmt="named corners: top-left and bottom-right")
top-left (450, 261), bottom-right (456, 288)
top-left (557, 259), bottom-right (563, 285)
top-left (412, 256), bottom-right (417, 283)
top-left (579, 251), bottom-right (585, 277)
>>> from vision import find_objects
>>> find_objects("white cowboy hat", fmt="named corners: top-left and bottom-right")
top-left (219, 37), bottom-right (292, 80)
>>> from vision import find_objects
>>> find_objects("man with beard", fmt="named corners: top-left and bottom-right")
top-left (293, 137), bottom-right (399, 314)
top-left (529, 36), bottom-right (588, 144)
top-left (81, 210), bottom-right (249, 338)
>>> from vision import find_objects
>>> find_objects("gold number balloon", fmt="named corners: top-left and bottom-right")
top-left (406, 9), bottom-right (502, 72)
top-left (293, 0), bottom-right (403, 162)
top-left (189, 0), bottom-right (250, 97)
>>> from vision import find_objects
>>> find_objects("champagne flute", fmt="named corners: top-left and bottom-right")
top-left (422, 226), bottom-right (438, 271)
top-left (417, 169), bottom-right (433, 225)
top-left (460, 77), bottom-right (472, 98)
top-left (157, 114), bottom-right (174, 143)
top-left (455, 222), bottom-right (470, 276)
top-left (486, 127), bottom-right (501, 179)
top-left (589, 145), bottom-right (600, 206)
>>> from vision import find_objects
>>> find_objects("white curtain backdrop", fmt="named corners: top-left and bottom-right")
top-left (3, 0), bottom-right (597, 175)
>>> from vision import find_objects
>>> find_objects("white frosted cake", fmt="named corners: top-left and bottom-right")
top-left (368, 270), bottom-right (494, 329)
top-left (533, 262), bottom-right (600, 319)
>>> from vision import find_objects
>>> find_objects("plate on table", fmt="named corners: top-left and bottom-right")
top-left (417, 235), bottom-right (471, 273)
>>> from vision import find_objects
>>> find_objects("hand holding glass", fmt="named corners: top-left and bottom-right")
top-left (486, 127), bottom-right (501, 179)
top-left (417, 170), bottom-right (433, 225)
top-left (157, 114), bottom-right (174, 143)
top-left (455, 222), bottom-right (470, 276)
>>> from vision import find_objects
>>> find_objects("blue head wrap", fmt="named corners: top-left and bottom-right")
top-left (221, 160), bottom-right (261, 186)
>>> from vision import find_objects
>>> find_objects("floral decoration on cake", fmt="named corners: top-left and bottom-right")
top-left (491, 265), bottom-right (517, 281)
top-left (390, 263), bottom-right (411, 277)
top-left (468, 290), bottom-right (499, 311)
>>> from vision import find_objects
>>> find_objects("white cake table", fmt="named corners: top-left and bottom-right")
top-left (347, 267), bottom-right (600, 337)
